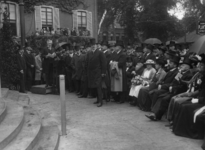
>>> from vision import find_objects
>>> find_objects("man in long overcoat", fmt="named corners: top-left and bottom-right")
top-left (24, 47), bottom-right (35, 91)
top-left (17, 48), bottom-right (26, 93)
top-left (42, 40), bottom-right (56, 87)
top-left (87, 43), bottom-right (106, 107)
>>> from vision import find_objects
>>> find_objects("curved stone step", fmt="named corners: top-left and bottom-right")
top-left (32, 125), bottom-right (60, 150)
top-left (0, 101), bottom-right (24, 149)
top-left (3, 107), bottom-right (43, 150)
top-left (0, 101), bottom-right (7, 124)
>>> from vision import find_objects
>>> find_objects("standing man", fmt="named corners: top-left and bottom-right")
top-left (87, 42), bottom-right (106, 107)
top-left (42, 39), bottom-right (56, 88)
top-left (17, 48), bottom-right (26, 93)
top-left (24, 47), bottom-right (35, 91)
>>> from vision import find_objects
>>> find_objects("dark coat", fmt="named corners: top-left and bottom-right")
top-left (65, 54), bottom-right (73, 72)
top-left (103, 50), bottom-right (112, 88)
top-left (87, 49), bottom-right (106, 88)
top-left (81, 53), bottom-right (88, 81)
top-left (23, 51), bottom-right (35, 69)
top-left (71, 54), bottom-right (81, 80)
top-left (133, 56), bottom-right (144, 66)
top-left (126, 65), bottom-right (135, 89)
top-left (113, 50), bottom-right (127, 91)
top-left (17, 54), bottom-right (26, 71)
top-left (171, 70), bottom-right (193, 95)
top-left (41, 47), bottom-right (55, 73)
top-left (161, 68), bottom-right (179, 90)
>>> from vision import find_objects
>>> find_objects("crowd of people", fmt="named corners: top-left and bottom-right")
top-left (16, 39), bottom-right (205, 148)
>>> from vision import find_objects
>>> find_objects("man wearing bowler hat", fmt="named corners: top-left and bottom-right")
top-left (87, 41), bottom-right (107, 107)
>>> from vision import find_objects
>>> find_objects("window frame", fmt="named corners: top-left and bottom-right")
top-left (40, 5), bottom-right (54, 31)
top-left (1, 1), bottom-right (19, 36)
top-left (77, 10), bottom-right (87, 29)
top-left (41, 6), bottom-right (53, 30)
top-left (76, 10), bottom-right (87, 31)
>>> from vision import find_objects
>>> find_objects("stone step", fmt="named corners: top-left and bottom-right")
top-left (5, 90), bottom-right (19, 101)
top-left (0, 101), bottom-right (7, 124)
top-left (3, 107), bottom-right (43, 150)
top-left (0, 101), bottom-right (24, 149)
top-left (1, 88), bottom-right (9, 98)
top-left (32, 125), bottom-right (60, 150)
top-left (31, 85), bottom-right (53, 95)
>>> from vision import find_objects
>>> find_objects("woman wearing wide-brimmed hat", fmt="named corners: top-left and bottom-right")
top-left (129, 59), bottom-right (156, 105)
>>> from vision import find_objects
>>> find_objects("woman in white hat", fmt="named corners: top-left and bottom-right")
top-left (129, 59), bottom-right (156, 104)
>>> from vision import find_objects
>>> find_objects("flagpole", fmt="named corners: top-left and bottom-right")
top-left (98, 10), bottom-right (107, 35)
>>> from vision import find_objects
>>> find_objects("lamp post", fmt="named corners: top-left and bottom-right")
top-left (19, 0), bottom-right (25, 49)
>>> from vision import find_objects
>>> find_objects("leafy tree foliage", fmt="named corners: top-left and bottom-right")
top-left (0, 16), bottom-right (20, 88)
top-left (98, 0), bottom-right (185, 42)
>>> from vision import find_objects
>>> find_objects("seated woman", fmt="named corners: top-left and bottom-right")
top-left (172, 57), bottom-right (205, 139)
top-left (129, 59), bottom-right (156, 105)
top-left (137, 59), bottom-right (167, 111)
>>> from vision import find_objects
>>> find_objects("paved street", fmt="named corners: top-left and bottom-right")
top-left (28, 92), bottom-right (203, 150)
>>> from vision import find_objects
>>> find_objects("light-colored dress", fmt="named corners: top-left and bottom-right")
top-left (35, 55), bottom-right (42, 81)
top-left (129, 68), bottom-right (156, 98)
top-left (110, 61), bottom-right (123, 92)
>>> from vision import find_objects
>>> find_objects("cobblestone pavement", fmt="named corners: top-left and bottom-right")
top-left (28, 92), bottom-right (203, 150)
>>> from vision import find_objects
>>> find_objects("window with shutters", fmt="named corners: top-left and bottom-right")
top-left (73, 10), bottom-right (93, 37)
top-left (41, 7), bottom-right (53, 31)
top-left (35, 5), bottom-right (60, 32)
top-left (0, 2), bottom-right (18, 36)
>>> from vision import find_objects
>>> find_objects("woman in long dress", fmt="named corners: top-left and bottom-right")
top-left (129, 59), bottom-right (156, 105)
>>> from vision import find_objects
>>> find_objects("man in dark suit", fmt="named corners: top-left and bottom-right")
top-left (101, 42), bottom-right (112, 101)
top-left (17, 48), bottom-right (26, 93)
top-left (42, 39), bottom-right (56, 88)
top-left (71, 48), bottom-right (82, 94)
top-left (150, 56), bottom-right (180, 108)
top-left (65, 50), bottom-right (74, 92)
top-left (146, 57), bottom-right (193, 121)
top-left (87, 43), bottom-right (106, 107)
top-left (79, 48), bottom-right (89, 98)
top-left (24, 47), bottom-right (35, 91)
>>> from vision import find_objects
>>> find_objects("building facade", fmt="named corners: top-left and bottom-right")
top-left (0, 0), bottom-right (98, 40)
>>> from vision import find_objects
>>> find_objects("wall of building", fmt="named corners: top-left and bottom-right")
top-left (24, 0), bottom-right (98, 40)
top-left (59, 11), bottom-right (72, 30)
top-left (25, 13), bottom-right (35, 36)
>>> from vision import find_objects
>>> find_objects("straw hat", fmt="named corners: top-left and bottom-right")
top-left (144, 59), bottom-right (155, 65)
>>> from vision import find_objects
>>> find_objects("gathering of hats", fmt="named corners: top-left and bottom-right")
top-left (16, 37), bottom-right (205, 149)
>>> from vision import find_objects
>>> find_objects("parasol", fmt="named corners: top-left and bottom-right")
top-left (189, 35), bottom-right (205, 54)
top-left (144, 38), bottom-right (162, 45)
